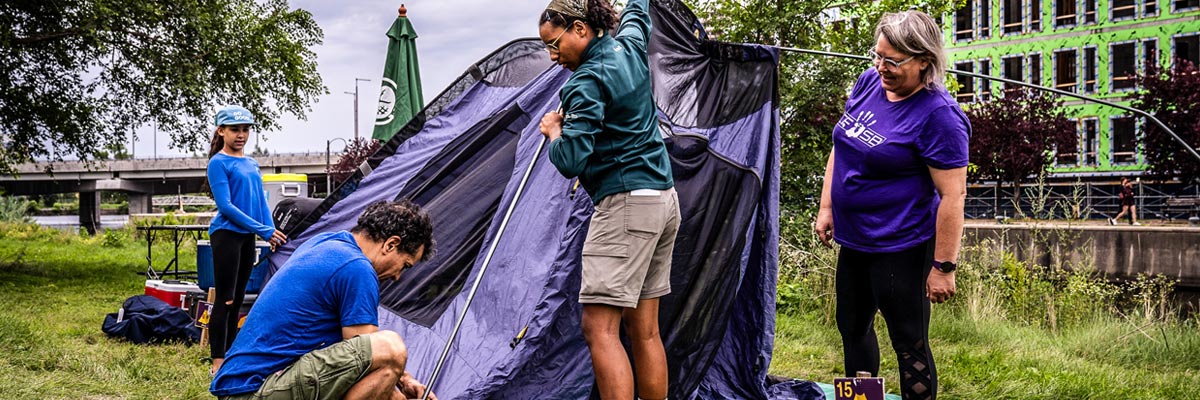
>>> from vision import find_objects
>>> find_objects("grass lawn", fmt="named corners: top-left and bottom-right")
top-left (0, 225), bottom-right (211, 399)
top-left (1, 223), bottom-right (1197, 399)
top-left (771, 310), bottom-right (1200, 398)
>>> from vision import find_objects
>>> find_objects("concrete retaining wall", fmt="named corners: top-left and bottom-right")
top-left (963, 223), bottom-right (1200, 287)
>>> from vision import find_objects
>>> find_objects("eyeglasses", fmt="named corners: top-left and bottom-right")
top-left (545, 27), bottom-right (567, 54)
top-left (868, 49), bottom-right (915, 70)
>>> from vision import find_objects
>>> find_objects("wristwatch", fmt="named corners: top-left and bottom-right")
top-left (933, 260), bottom-right (957, 273)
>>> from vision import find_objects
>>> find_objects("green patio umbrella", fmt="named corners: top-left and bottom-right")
top-left (372, 4), bottom-right (423, 141)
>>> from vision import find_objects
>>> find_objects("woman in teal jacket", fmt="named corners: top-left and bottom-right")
top-left (538, 1), bottom-right (680, 399)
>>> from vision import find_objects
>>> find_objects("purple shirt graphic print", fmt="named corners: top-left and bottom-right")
top-left (830, 70), bottom-right (970, 253)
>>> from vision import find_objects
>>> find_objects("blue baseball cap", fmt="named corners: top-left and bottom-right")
top-left (214, 105), bottom-right (257, 126)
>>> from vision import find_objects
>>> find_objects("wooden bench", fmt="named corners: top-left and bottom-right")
top-left (1166, 197), bottom-right (1200, 226)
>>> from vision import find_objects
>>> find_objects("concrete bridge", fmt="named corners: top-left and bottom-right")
top-left (0, 153), bottom-right (331, 233)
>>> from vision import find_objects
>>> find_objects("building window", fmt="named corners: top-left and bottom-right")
top-left (1111, 42), bottom-right (1137, 91)
top-left (1111, 116), bottom-right (1138, 164)
top-left (1031, 0), bottom-right (1043, 31)
top-left (1146, 0), bottom-right (1159, 16)
top-left (1055, 0), bottom-right (1077, 27)
top-left (1004, 0), bottom-right (1025, 34)
top-left (980, 0), bottom-right (992, 38)
top-left (1055, 49), bottom-right (1078, 92)
top-left (1143, 39), bottom-right (1158, 71)
top-left (1083, 0), bottom-right (1098, 23)
top-left (1029, 53), bottom-right (1043, 86)
top-left (1003, 56), bottom-right (1024, 91)
top-left (1083, 47), bottom-right (1097, 93)
top-left (980, 58), bottom-right (993, 101)
top-left (1176, 0), bottom-right (1200, 12)
top-left (1057, 118), bottom-right (1080, 166)
top-left (1082, 118), bottom-right (1099, 167)
top-left (1174, 34), bottom-right (1200, 68)
top-left (955, 61), bottom-right (976, 103)
top-left (956, 0), bottom-right (975, 41)
top-left (1112, 0), bottom-right (1138, 19)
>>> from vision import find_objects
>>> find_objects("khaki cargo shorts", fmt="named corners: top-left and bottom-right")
top-left (580, 187), bottom-right (681, 308)
top-left (221, 334), bottom-right (373, 400)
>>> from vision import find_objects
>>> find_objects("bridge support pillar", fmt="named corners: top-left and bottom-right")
top-left (79, 191), bottom-right (100, 235)
top-left (128, 193), bottom-right (153, 214)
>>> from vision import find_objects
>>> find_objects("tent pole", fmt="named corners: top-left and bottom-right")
top-left (422, 134), bottom-right (548, 399)
top-left (772, 45), bottom-right (1200, 164)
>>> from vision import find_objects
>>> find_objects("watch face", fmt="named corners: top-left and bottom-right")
top-left (938, 261), bottom-right (956, 272)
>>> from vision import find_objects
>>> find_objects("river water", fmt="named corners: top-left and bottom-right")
top-left (33, 215), bottom-right (131, 231)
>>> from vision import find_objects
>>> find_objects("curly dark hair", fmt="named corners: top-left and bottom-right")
top-left (351, 199), bottom-right (435, 261)
top-left (539, 0), bottom-right (618, 34)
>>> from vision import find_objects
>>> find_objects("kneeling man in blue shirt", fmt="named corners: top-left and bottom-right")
top-left (211, 199), bottom-right (437, 400)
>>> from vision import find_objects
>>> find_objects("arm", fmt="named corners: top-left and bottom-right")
top-left (545, 75), bottom-right (606, 178)
top-left (926, 166), bottom-right (967, 303)
top-left (813, 149), bottom-right (836, 247)
top-left (342, 324), bottom-right (378, 340)
top-left (616, 0), bottom-right (652, 48)
top-left (207, 162), bottom-right (274, 239)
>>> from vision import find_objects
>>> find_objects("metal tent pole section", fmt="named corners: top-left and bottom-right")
top-left (421, 135), bottom-right (548, 400)
top-left (773, 46), bottom-right (1200, 164)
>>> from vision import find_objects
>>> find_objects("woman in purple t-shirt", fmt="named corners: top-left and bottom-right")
top-left (813, 11), bottom-right (970, 400)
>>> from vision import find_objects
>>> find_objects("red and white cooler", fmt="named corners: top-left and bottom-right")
top-left (144, 280), bottom-right (202, 308)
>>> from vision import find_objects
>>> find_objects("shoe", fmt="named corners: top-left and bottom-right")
top-left (1108, 218), bottom-right (1116, 225)
top-left (1133, 222), bottom-right (1142, 226)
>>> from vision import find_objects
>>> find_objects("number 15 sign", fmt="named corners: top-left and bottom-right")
top-left (833, 376), bottom-right (885, 400)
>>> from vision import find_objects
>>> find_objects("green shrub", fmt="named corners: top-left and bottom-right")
top-left (0, 196), bottom-right (32, 223)
top-left (100, 228), bottom-right (132, 248)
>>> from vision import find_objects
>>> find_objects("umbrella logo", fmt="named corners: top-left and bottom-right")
top-left (376, 78), bottom-right (397, 125)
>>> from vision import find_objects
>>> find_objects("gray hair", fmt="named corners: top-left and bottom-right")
top-left (875, 11), bottom-right (947, 89)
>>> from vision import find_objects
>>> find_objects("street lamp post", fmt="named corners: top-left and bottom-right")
top-left (346, 78), bottom-right (372, 140)
top-left (325, 137), bottom-right (348, 196)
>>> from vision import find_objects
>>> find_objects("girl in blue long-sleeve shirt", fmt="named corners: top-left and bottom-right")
top-left (205, 105), bottom-right (287, 375)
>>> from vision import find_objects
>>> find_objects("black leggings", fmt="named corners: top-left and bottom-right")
top-left (209, 229), bottom-right (257, 359)
top-left (835, 239), bottom-right (937, 400)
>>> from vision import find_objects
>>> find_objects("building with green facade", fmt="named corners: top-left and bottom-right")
top-left (945, 0), bottom-right (1199, 177)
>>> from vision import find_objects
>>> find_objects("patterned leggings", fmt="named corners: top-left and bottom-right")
top-left (835, 239), bottom-right (937, 400)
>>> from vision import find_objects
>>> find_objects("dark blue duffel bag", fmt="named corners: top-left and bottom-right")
top-left (102, 294), bottom-right (201, 344)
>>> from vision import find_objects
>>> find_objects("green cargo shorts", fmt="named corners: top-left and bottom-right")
top-left (221, 334), bottom-right (373, 400)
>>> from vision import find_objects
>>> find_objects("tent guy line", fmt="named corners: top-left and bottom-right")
top-left (772, 45), bottom-right (1200, 164)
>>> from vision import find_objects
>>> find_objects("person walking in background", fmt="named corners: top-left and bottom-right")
top-left (205, 105), bottom-right (288, 375)
top-left (813, 10), bottom-right (970, 400)
top-left (537, 0), bottom-right (681, 398)
top-left (1110, 177), bottom-right (1140, 225)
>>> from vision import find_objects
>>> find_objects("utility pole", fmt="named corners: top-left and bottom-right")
top-left (325, 137), bottom-right (348, 196)
top-left (347, 78), bottom-right (372, 140)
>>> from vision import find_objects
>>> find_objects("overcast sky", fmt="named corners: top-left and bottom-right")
top-left (131, 0), bottom-right (549, 158)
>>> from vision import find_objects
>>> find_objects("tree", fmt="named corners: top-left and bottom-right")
top-left (965, 88), bottom-right (1076, 214)
top-left (1130, 60), bottom-right (1200, 183)
top-left (331, 137), bottom-right (381, 187)
top-left (0, 0), bottom-right (326, 173)
top-left (690, 0), bottom-right (959, 208)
